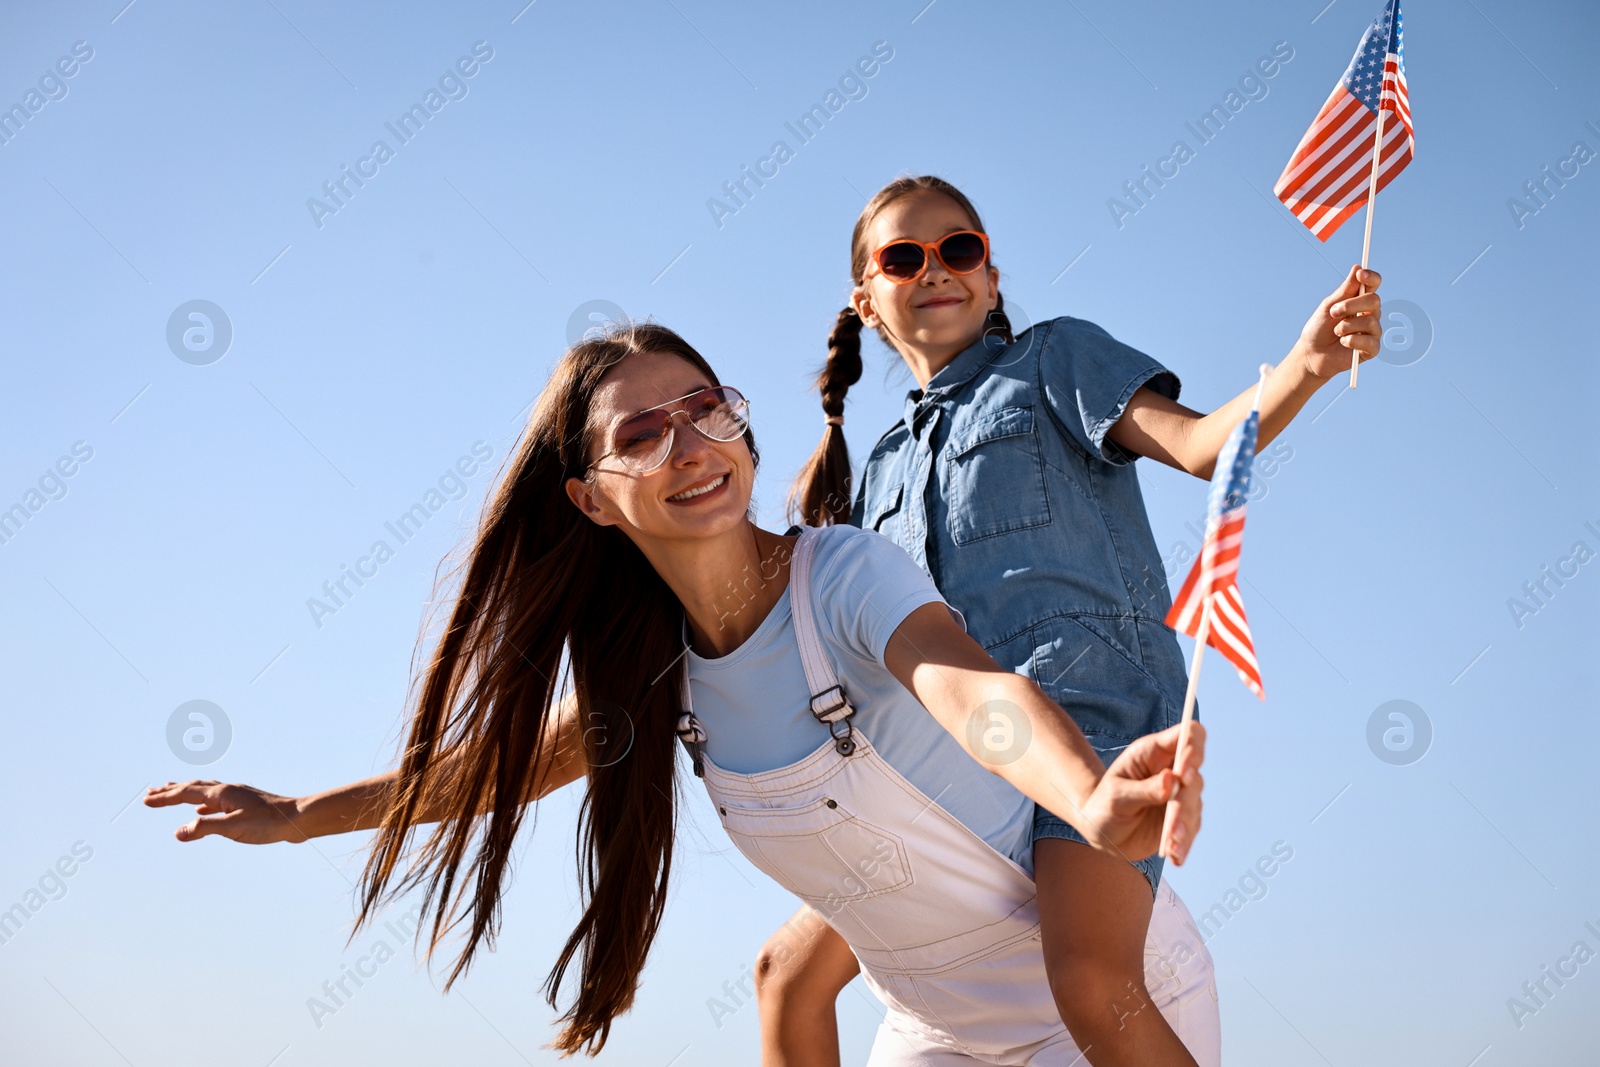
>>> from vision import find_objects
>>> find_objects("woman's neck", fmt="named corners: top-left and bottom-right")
top-left (650, 522), bottom-right (797, 659)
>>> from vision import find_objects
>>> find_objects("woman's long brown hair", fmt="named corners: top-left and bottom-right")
top-left (788, 175), bottom-right (1015, 528)
top-left (350, 322), bottom-right (757, 1055)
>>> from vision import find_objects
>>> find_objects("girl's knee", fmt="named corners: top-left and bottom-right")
top-left (1046, 950), bottom-right (1152, 1032)
top-left (753, 928), bottom-right (799, 998)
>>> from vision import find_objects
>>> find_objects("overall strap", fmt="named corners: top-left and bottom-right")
top-left (674, 619), bottom-right (706, 777)
top-left (674, 527), bottom-right (861, 778)
top-left (790, 527), bottom-right (859, 756)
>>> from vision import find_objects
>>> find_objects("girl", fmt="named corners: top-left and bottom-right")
top-left (759, 176), bottom-right (1383, 1066)
top-left (144, 323), bottom-right (1211, 1063)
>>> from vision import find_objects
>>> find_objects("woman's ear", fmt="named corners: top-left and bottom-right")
top-left (852, 287), bottom-right (879, 329)
top-left (565, 476), bottom-right (620, 527)
top-left (986, 265), bottom-right (999, 312)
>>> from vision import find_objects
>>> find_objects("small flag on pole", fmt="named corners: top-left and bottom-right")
top-left (1158, 368), bottom-right (1274, 861)
top-left (1274, 0), bottom-right (1413, 241)
top-left (1165, 382), bottom-right (1266, 699)
top-left (1159, 368), bottom-right (1274, 861)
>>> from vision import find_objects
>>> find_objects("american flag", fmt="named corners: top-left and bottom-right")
top-left (1274, 0), bottom-right (1413, 240)
top-left (1165, 410), bottom-right (1264, 699)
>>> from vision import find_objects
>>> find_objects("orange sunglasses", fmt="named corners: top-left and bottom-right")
top-left (864, 230), bottom-right (991, 285)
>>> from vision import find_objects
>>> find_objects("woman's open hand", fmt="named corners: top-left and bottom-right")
top-left (1079, 721), bottom-right (1205, 866)
top-left (143, 780), bottom-right (309, 844)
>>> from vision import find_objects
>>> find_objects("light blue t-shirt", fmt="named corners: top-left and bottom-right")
top-left (686, 524), bottom-right (1037, 875)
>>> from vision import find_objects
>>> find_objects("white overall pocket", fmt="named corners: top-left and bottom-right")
top-left (714, 794), bottom-right (914, 906)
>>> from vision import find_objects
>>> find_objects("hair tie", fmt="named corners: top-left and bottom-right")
top-left (825, 414), bottom-right (844, 427)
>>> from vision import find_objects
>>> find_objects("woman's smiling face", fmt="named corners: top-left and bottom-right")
top-left (853, 190), bottom-right (998, 365)
top-left (566, 351), bottom-right (754, 544)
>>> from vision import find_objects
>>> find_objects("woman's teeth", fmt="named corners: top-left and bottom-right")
top-left (668, 474), bottom-right (726, 502)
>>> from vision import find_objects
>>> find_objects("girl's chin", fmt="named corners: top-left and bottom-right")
top-left (902, 319), bottom-right (984, 347)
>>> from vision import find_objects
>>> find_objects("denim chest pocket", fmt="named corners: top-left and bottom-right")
top-left (943, 405), bottom-right (1051, 544)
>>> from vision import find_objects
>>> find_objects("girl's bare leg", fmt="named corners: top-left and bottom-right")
top-left (1035, 838), bottom-right (1198, 1066)
top-left (754, 905), bottom-right (859, 1067)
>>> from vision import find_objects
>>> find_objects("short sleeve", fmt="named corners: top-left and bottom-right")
top-left (1035, 316), bottom-right (1181, 466)
top-left (811, 527), bottom-right (964, 665)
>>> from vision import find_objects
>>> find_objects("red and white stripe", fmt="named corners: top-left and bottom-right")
top-left (1168, 513), bottom-right (1243, 631)
top-left (1167, 511), bottom-right (1265, 699)
top-left (1275, 60), bottom-right (1413, 241)
top-left (1201, 583), bottom-right (1263, 699)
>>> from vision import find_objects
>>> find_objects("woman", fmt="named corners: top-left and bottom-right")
top-left (145, 322), bottom-right (1209, 1062)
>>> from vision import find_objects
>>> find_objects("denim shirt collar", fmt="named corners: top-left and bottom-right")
top-left (901, 332), bottom-right (1008, 432)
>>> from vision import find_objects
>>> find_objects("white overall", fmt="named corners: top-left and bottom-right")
top-left (678, 527), bottom-right (1221, 1064)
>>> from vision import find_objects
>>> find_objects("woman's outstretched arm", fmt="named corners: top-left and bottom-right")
top-left (144, 692), bottom-right (587, 844)
top-left (884, 603), bottom-right (1205, 865)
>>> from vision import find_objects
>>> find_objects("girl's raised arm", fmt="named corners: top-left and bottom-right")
top-left (144, 692), bottom-right (588, 844)
top-left (1107, 265), bottom-right (1382, 479)
top-left (883, 603), bottom-right (1205, 865)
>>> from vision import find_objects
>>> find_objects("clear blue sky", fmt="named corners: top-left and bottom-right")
top-left (2, 0), bottom-right (1596, 1063)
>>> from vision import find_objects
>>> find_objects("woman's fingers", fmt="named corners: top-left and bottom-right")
top-left (1107, 762), bottom-right (1202, 818)
top-left (176, 809), bottom-right (242, 842)
top-left (1178, 721), bottom-right (1205, 775)
top-left (1094, 736), bottom-right (1208, 862)
top-left (143, 780), bottom-right (222, 809)
top-left (147, 779), bottom-right (298, 844)
top-left (143, 781), bottom-right (197, 807)
top-left (1110, 768), bottom-right (1174, 812)
top-left (1165, 771), bottom-right (1204, 865)
top-left (1120, 720), bottom-right (1206, 779)
top-left (1153, 741), bottom-right (1205, 863)
top-left (1155, 720), bottom-right (1206, 777)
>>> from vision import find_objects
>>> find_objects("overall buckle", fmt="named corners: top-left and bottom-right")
top-left (809, 685), bottom-right (857, 756)
top-left (809, 685), bottom-right (852, 724)
top-left (676, 711), bottom-right (706, 778)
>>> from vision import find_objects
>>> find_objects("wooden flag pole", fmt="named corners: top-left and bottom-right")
top-left (1351, 77), bottom-right (1389, 389)
top-left (1159, 365), bottom-right (1273, 861)
top-left (1158, 560), bottom-right (1217, 860)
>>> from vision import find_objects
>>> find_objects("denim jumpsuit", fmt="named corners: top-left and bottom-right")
top-left (849, 315), bottom-right (1194, 892)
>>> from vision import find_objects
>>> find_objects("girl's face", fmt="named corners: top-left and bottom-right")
top-left (853, 190), bottom-right (999, 363)
top-left (565, 352), bottom-right (754, 545)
